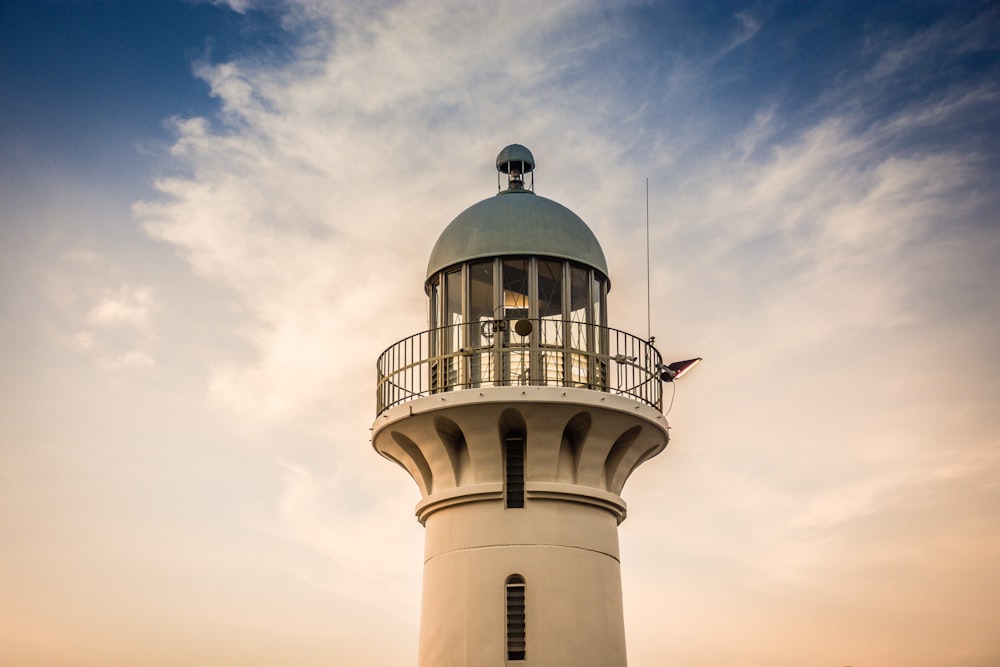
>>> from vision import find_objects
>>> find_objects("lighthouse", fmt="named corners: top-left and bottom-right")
top-left (373, 145), bottom-right (693, 666)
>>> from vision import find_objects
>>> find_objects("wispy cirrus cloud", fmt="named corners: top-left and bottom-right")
top-left (79, 284), bottom-right (156, 370)
top-left (87, 284), bottom-right (153, 328)
top-left (37, 244), bottom-right (160, 374)
top-left (129, 2), bottom-right (1000, 665)
top-left (135, 1), bottom-right (630, 428)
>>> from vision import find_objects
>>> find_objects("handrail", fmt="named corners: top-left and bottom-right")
top-left (376, 319), bottom-right (662, 414)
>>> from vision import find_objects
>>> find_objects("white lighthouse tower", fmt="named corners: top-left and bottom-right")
top-left (373, 145), bottom-right (694, 667)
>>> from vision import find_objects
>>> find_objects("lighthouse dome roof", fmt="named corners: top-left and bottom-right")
top-left (426, 147), bottom-right (609, 282)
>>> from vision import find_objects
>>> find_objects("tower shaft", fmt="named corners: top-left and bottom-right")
top-left (421, 503), bottom-right (626, 667)
top-left (373, 387), bottom-right (667, 666)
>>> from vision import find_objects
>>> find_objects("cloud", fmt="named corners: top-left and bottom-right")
top-left (139, 0), bottom-right (999, 498)
top-left (730, 10), bottom-right (763, 51)
top-left (867, 7), bottom-right (999, 81)
top-left (60, 248), bottom-right (103, 265)
top-left (135, 0), bottom-right (631, 428)
top-left (73, 284), bottom-right (157, 372)
top-left (258, 460), bottom-right (421, 605)
top-left (98, 349), bottom-right (155, 371)
top-left (131, 2), bottom-right (1000, 662)
top-left (87, 285), bottom-right (153, 328)
top-left (39, 248), bottom-right (159, 373)
top-left (210, 0), bottom-right (251, 14)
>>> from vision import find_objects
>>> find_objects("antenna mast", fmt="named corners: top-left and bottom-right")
top-left (646, 178), bottom-right (652, 342)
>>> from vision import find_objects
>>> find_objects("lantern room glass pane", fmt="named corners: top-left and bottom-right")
top-left (469, 261), bottom-right (494, 328)
top-left (429, 276), bottom-right (441, 390)
top-left (593, 275), bottom-right (605, 327)
top-left (569, 265), bottom-right (590, 386)
top-left (569, 266), bottom-right (589, 323)
top-left (536, 260), bottom-right (563, 319)
top-left (537, 259), bottom-right (564, 384)
top-left (593, 274), bottom-right (607, 389)
top-left (468, 261), bottom-right (495, 387)
top-left (443, 268), bottom-right (463, 388)
top-left (501, 259), bottom-right (530, 384)
top-left (445, 269), bottom-right (463, 329)
top-left (428, 276), bottom-right (440, 330)
top-left (501, 259), bottom-right (529, 319)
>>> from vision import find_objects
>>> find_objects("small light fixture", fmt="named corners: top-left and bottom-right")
top-left (660, 357), bottom-right (702, 382)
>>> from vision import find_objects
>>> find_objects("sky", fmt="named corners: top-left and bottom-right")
top-left (1, 1), bottom-right (999, 665)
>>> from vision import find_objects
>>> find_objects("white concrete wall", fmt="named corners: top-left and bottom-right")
top-left (371, 387), bottom-right (669, 667)
top-left (420, 499), bottom-right (626, 667)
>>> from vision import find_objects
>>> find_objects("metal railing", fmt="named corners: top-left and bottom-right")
top-left (376, 319), bottom-right (663, 414)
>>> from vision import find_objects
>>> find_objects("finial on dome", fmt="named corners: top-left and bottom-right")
top-left (496, 144), bottom-right (535, 192)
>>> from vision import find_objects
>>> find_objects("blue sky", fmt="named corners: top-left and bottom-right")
top-left (2, 1), bottom-right (291, 187)
top-left (2, 2), bottom-right (999, 666)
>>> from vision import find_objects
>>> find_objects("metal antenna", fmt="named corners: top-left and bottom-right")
top-left (646, 178), bottom-right (652, 342)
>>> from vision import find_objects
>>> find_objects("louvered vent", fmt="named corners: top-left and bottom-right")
top-left (506, 575), bottom-right (526, 661)
top-left (504, 436), bottom-right (525, 509)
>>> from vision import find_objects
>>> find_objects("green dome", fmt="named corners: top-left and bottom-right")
top-left (426, 189), bottom-right (609, 282)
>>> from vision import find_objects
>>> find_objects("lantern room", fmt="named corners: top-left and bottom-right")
top-left (424, 145), bottom-right (613, 393)
top-left (376, 145), bottom-right (664, 413)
